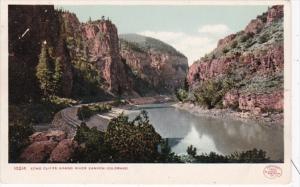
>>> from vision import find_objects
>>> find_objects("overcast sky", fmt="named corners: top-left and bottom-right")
top-left (56, 5), bottom-right (269, 65)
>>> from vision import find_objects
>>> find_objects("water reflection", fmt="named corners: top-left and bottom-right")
top-left (127, 104), bottom-right (284, 161)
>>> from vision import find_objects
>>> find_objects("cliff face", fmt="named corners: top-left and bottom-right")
top-left (9, 5), bottom-right (59, 103)
top-left (10, 6), bottom-right (188, 101)
top-left (120, 34), bottom-right (189, 95)
top-left (9, 6), bottom-right (76, 101)
top-left (187, 5), bottom-right (284, 115)
top-left (81, 21), bottom-right (133, 95)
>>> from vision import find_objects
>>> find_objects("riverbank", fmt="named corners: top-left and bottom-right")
top-left (48, 95), bottom-right (174, 134)
top-left (173, 102), bottom-right (283, 126)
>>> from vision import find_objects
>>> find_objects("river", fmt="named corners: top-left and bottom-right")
top-left (126, 103), bottom-right (284, 161)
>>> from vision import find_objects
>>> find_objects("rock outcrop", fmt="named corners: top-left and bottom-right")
top-left (223, 90), bottom-right (283, 114)
top-left (49, 139), bottom-right (77, 162)
top-left (81, 21), bottom-right (133, 95)
top-left (187, 5), bottom-right (284, 118)
top-left (19, 130), bottom-right (77, 163)
top-left (267, 5), bottom-right (284, 24)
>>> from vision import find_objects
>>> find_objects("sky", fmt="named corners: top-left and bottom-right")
top-left (56, 5), bottom-right (269, 65)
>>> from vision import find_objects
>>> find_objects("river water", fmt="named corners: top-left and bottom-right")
top-left (126, 103), bottom-right (284, 161)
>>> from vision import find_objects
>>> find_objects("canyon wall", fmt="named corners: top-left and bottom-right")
top-left (9, 6), bottom-right (187, 103)
top-left (120, 34), bottom-right (188, 95)
top-left (187, 5), bottom-right (284, 115)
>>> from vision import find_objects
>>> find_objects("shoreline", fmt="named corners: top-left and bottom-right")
top-left (49, 95), bottom-right (283, 137)
top-left (173, 102), bottom-right (283, 126)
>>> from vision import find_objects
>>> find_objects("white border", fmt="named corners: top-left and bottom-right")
top-left (0, 0), bottom-right (293, 184)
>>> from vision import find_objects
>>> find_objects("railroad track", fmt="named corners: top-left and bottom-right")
top-left (60, 107), bottom-right (81, 128)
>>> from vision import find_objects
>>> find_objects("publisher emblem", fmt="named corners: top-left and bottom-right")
top-left (263, 165), bottom-right (282, 179)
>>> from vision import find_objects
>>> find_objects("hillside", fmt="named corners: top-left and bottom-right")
top-left (186, 5), bottom-right (284, 119)
top-left (120, 33), bottom-right (188, 95)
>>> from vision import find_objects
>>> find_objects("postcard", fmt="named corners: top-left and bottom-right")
top-left (0, 0), bottom-right (292, 184)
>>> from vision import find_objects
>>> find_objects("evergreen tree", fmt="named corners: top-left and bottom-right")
top-left (36, 42), bottom-right (55, 97)
top-left (53, 57), bottom-right (63, 96)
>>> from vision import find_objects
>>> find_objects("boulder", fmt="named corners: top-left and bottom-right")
top-left (19, 140), bottom-right (58, 163)
top-left (49, 139), bottom-right (77, 162)
top-left (29, 130), bottom-right (66, 143)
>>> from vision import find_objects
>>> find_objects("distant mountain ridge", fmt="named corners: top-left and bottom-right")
top-left (119, 33), bottom-right (186, 58)
top-left (119, 33), bottom-right (189, 95)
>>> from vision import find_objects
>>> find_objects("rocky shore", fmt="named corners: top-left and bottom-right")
top-left (173, 102), bottom-right (283, 126)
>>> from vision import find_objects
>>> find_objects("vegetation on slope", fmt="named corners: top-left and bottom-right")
top-left (189, 14), bottom-right (283, 110)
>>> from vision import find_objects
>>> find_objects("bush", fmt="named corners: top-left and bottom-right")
top-left (230, 40), bottom-right (238, 49)
top-left (258, 32), bottom-right (270, 44)
top-left (245, 38), bottom-right (255, 48)
top-left (77, 103), bottom-right (112, 121)
top-left (72, 123), bottom-right (114, 163)
top-left (175, 88), bottom-right (188, 102)
top-left (9, 121), bottom-right (34, 162)
top-left (239, 33), bottom-right (253, 43)
top-left (72, 111), bottom-right (168, 163)
top-left (186, 145), bottom-right (272, 163)
top-left (187, 145), bottom-right (197, 157)
top-left (157, 139), bottom-right (182, 163)
top-left (105, 111), bottom-right (162, 162)
top-left (193, 77), bottom-right (234, 109)
top-left (71, 113), bottom-right (275, 163)
top-left (222, 47), bottom-right (229, 54)
top-left (111, 98), bottom-right (128, 107)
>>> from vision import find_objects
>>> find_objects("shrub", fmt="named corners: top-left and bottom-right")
top-left (175, 88), bottom-right (188, 102)
top-left (73, 111), bottom-right (165, 163)
top-left (193, 77), bottom-right (235, 109)
top-left (258, 32), bottom-right (270, 44)
top-left (239, 33), bottom-right (253, 43)
top-left (111, 98), bottom-right (128, 107)
top-left (186, 145), bottom-right (272, 163)
top-left (187, 145), bottom-right (197, 157)
top-left (230, 40), bottom-right (238, 49)
top-left (157, 139), bottom-right (182, 163)
top-left (222, 47), bottom-right (229, 54)
top-left (245, 38), bottom-right (255, 48)
top-left (73, 123), bottom-right (114, 163)
top-left (9, 121), bottom-right (34, 162)
top-left (105, 111), bottom-right (162, 162)
top-left (77, 103), bottom-right (112, 121)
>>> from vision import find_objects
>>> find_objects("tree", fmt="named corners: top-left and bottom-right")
top-left (105, 111), bottom-right (162, 162)
top-left (176, 88), bottom-right (188, 102)
top-left (184, 77), bottom-right (189, 91)
top-left (187, 145), bottom-right (197, 157)
top-left (194, 78), bottom-right (232, 109)
top-left (73, 122), bottom-right (114, 163)
top-left (36, 43), bottom-right (55, 97)
top-left (53, 57), bottom-right (63, 96)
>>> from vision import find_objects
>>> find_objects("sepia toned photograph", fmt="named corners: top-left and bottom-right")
top-left (7, 3), bottom-right (286, 165)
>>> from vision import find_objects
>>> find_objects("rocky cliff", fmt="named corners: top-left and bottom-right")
top-left (81, 21), bottom-right (135, 96)
top-left (9, 5), bottom-right (60, 103)
top-left (187, 5), bottom-right (284, 117)
top-left (9, 6), bottom-right (187, 102)
top-left (120, 34), bottom-right (189, 95)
